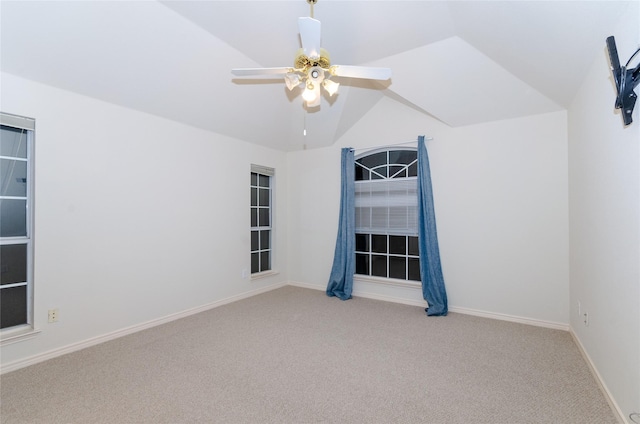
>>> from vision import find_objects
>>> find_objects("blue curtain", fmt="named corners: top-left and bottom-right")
top-left (326, 148), bottom-right (355, 300)
top-left (417, 135), bottom-right (448, 316)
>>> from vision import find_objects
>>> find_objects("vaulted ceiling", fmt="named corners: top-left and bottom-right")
top-left (0, 1), bottom-right (634, 151)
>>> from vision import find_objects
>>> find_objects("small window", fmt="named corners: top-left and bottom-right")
top-left (355, 149), bottom-right (420, 282)
top-left (250, 165), bottom-right (274, 274)
top-left (1, 113), bottom-right (35, 331)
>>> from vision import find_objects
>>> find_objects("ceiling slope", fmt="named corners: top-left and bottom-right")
top-left (1, 1), bottom-right (635, 151)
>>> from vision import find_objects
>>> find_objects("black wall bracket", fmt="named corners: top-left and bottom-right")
top-left (606, 36), bottom-right (640, 126)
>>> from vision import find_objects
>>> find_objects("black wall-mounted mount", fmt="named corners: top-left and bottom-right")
top-left (606, 36), bottom-right (639, 126)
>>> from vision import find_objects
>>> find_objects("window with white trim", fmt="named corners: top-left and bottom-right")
top-left (1, 113), bottom-right (35, 330)
top-left (355, 149), bottom-right (421, 282)
top-left (250, 165), bottom-right (274, 274)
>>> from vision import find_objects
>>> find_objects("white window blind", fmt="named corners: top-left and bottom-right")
top-left (0, 112), bottom-right (35, 130)
top-left (250, 164), bottom-right (275, 177)
top-left (355, 177), bottom-right (418, 236)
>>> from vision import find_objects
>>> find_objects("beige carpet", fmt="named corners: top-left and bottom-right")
top-left (1, 286), bottom-right (617, 423)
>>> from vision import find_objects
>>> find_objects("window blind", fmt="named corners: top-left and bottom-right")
top-left (0, 112), bottom-right (35, 131)
top-left (355, 177), bottom-right (418, 236)
top-left (250, 164), bottom-right (275, 177)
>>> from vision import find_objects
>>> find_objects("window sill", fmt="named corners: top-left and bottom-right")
top-left (0, 325), bottom-right (41, 346)
top-left (250, 270), bottom-right (280, 281)
top-left (354, 275), bottom-right (422, 289)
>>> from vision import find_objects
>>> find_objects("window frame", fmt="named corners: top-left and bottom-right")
top-left (354, 147), bottom-right (421, 285)
top-left (0, 112), bottom-right (36, 341)
top-left (250, 165), bottom-right (274, 276)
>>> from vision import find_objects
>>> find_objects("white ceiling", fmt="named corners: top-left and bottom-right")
top-left (0, 1), bottom-right (635, 151)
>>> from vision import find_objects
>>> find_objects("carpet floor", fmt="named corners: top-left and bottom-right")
top-left (0, 286), bottom-right (617, 423)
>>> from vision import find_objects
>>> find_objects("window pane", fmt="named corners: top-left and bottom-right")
top-left (260, 251), bottom-right (270, 272)
top-left (371, 166), bottom-right (388, 179)
top-left (0, 244), bottom-right (27, 285)
top-left (0, 285), bottom-right (27, 329)
top-left (408, 162), bottom-right (418, 177)
top-left (389, 165), bottom-right (404, 179)
top-left (408, 236), bottom-right (419, 256)
top-left (355, 233), bottom-right (369, 252)
top-left (251, 231), bottom-right (259, 252)
top-left (389, 236), bottom-right (406, 255)
top-left (355, 164), bottom-right (369, 181)
top-left (371, 234), bottom-right (387, 253)
top-left (408, 258), bottom-right (421, 281)
top-left (357, 151), bottom-right (386, 170)
top-left (251, 188), bottom-right (257, 206)
top-left (251, 253), bottom-right (260, 273)
top-left (260, 230), bottom-right (270, 251)
top-left (251, 172), bottom-right (257, 186)
top-left (259, 188), bottom-right (270, 207)
top-left (251, 208), bottom-right (258, 227)
top-left (355, 253), bottom-right (369, 275)
top-left (388, 150), bottom-right (416, 165)
top-left (391, 168), bottom-right (407, 179)
top-left (389, 256), bottom-right (406, 280)
top-left (0, 125), bottom-right (27, 158)
top-left (0, 199), bottom-right (27, 237)
top-left (259, 174), bottom-right (270, 188)
top-left (371, 255), bottom-right (387, 277)
top-left (258, 208), bottom-right (269, 227)
top-left (1, 159), bottom-right (28, 197)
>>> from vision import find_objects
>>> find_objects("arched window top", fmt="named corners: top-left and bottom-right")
top-left (355, 148), bottom-right (417, 181)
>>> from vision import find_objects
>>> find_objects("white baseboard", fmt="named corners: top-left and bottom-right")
top-left (570, 328), bottom-right (627, 424)
top-left (448, 306), bottom-right (569, 331)
top-left (0, 282), bottom-right (287, 375)
top-left (289, 281), bottom-right (568, 330)
top-left (287, 281), bottom-right (326, 292)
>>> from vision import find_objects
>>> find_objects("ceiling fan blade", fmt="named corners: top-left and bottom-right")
top-left (232, 67), bottom-right (291, 76)
top-left (331, 65), bottom-right (392, 80)
top-left (299, 17), bottom-right (321, 59)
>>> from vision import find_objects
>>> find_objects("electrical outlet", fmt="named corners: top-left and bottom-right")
top-left (241, 268), bottom-right (248, 279)
top-left (48, 308), bottom-right (59, 323)
top-left (583, 312), bottom-right (588, 327)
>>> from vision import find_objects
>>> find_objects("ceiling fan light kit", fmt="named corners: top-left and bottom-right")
top-left (231, 0), bottom-right (391, 108)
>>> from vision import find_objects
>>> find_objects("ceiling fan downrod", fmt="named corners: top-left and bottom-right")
top-left (307, 0), bottom-right (317, 18)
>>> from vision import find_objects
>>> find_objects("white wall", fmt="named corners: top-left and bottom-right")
top-left (288, 96), bottom-right (570, 326)
top-left (567, 3), bottom-right (640, 420)
top-left (0, 73), bottom-right (288, 369)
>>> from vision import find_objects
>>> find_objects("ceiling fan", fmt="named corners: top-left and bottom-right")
top-left (231, 0), bottom-right (392, 108)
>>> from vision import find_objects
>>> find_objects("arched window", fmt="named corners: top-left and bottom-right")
top-left (354, 149), bottom-right (420, 282)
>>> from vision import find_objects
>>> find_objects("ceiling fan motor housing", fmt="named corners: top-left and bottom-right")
top-left (294, 48), bottom-right (331, 70)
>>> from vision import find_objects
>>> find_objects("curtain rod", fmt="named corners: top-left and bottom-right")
top-left (351, 137), bottom-right (433, 152)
